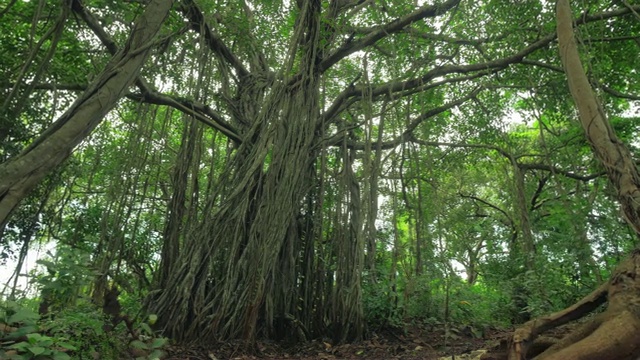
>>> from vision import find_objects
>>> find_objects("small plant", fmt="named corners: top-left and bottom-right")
top-left (0, 301), bottom-right (76, 360)
top-left (128, 314), bottom-right (169, 360)
top-left (5, 333), bottom-right (76, 360)
top-left (44, 301), bottom-right (125, 359)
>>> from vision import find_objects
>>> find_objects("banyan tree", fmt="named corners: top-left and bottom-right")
top-left (1, 0), bottom-right (640, 358)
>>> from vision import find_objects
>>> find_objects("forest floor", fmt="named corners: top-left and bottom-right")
top-left (162, 325), bottom-right (516, 360)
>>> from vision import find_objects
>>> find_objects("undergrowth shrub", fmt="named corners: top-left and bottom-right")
top-left (44, 301), bottom-right (126, 359)
top-left (363, 272), bottom-right (512, 337)
top-left (0, 300), bottom-right (76, 360)
top-left (362, 280), bottom-right (404, 330)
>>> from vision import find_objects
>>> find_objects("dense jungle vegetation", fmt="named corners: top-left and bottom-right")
top-left (1, 0), bottom-right (640, 358)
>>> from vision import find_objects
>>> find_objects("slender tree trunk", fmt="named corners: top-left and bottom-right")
top-left (505, 1), bottom-right (640, 358)
top-left (390, 181), bottom-right (401, 316)
top-left (157, 114), bottom-right (199, 288)
top-left (331, 137), bottom-right (365, 343)
top-left (513, 164), bottom-right (535, 268)
top-left (0, 0), bottom-right (173, 229)
top-left (415, 162), bottom-right (425, 276)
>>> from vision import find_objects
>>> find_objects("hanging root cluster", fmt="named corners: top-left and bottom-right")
top-left (147, 1), bottom-right (367, 345)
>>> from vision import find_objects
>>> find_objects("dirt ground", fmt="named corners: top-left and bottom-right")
top-left (163, 326), bottom-right (513, 360)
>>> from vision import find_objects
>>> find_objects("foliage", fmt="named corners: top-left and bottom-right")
top-left (129, 314), bottom-right (169, 360)
top-left (31, 246), bottom-right (94, 313)
top-left (0, 296), bottom-right (167, 359)
top-left (43, 302), bottom-right (125, 360)
top-left (0, 301), bottom-right (75, 360)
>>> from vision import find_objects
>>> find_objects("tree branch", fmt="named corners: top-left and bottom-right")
top-left (519, 163), bottom-right (604, 182)
top-left (327, 87), bottom-right (482, 150)
top-left (129, 92), bottom-right (242, 143)
top-left (178, 0), bottom-right (249, 78)
top-left (319, 0), bottom-right (461, 72)
top-left (71, 0), bottom-right (241, 143)
top-left (322, 70), bottom-right (495, 124)
top-left (324, 4), bottom-right (640, 121)
top-left (459, 193), bottom-right (514, 228)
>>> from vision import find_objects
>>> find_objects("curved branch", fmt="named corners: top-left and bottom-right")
top-left (323, 34), bottom-right (555, 121)
top-left (327, 87), bottom-right (482, 150)
top-left (129, 92), bottom-right (242, 143)
top-left (322, 70), bottom-right (495, 123)
top-left (324, 4), bottom-right (640, 122)
top-left (459, 193), bottom-right (514, 227)
top-left (179, 0), bottom-right (249, 78)
top-left (71, 0), bottom-right (241, 143)
top-left (519, 163), bottom-right (604, 182)
top-left (319, 0), bottom-right (461, 72)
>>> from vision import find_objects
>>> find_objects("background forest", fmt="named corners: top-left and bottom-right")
top-left (1, 0), bottom-right (639, 359)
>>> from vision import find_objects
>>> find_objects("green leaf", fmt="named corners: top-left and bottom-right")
top-left (150, 337), bottom-right (167, 349)
top-left (8, 308), bottom-right (38, 324)
top-left (8, 341), bottom-right (30, 351)
top-left (148, 349), bottom-right (165, 359)
top-left (53, 352), bottom-right (72, 360)
top-left (140, 323), bottom-right (153, 335)
top-left (130, 340), bottom-right (149, 350)
top-left (11, 325), bottom-right (38, 339)
top-left (39, 338), bottom-right (54, 347)
top-left (27, 346), bottom-right (46, 355)
top-left (56, 342), bottom-right (77, 351)
top-left (26, 333), bottom-right (43, 343)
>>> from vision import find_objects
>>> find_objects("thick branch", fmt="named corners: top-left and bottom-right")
top-left (72, 0), bottom-right (241, 142)
top-left (324, 4), bottom-right (640, 122)
top-left (178, 0), bottom-right (249, 78)
top-left (130, 92), bottom-right (241, 143)
top-left (0, 0), bottom-right (174, 229)
top-left (328, 87), bottom-right (482, 150)
top-left (319, 0), bottom-right (461, 72)
top-left (558, 0), bottom-right (640, 235)
top-left (0, 82), bottom-right (241, 142)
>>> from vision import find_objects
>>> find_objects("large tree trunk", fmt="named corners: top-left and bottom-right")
top-left (148, 78), bottom-right (325, 342)
top-left (503, 1), bottom-right (640, 359)
top-left (147, 1), bottom-right (363, 343)
top-left (0, 0), bottom-right (173, 231)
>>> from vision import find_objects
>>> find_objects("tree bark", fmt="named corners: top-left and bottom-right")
top-left (0, 0), bottom-right (173, 230)
top-left (557, 3), bottom-right (640, 222)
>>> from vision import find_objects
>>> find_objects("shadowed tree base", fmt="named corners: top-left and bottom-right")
top-left (484, 0), bottom-right (640, 358)
top-left (491, 249), bottom-right (640, 360)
